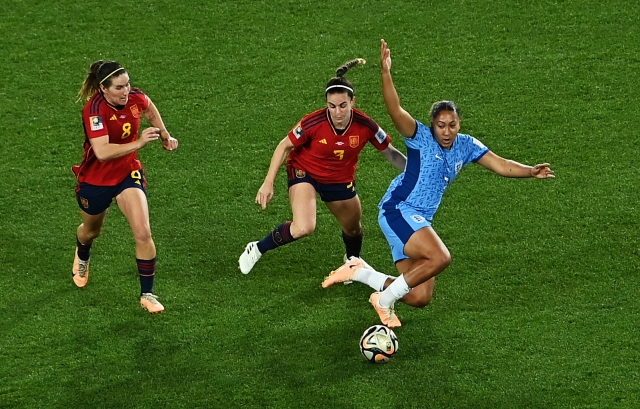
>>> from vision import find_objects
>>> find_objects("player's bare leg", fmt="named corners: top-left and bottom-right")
top-left (400, 227), bottom-right (451, 289)
top-left (288, 182), bottom-right (317, 239)
top-left (239, 182), bottom-right (316, 274)
top-left (371, 227), bottom-right (450, 323)
top-left (117, 188), bottom-right (155, 259)
top-left (393, 258), bottom-right (436, 308)
top-left (117, 188), bottom-right (163, 313)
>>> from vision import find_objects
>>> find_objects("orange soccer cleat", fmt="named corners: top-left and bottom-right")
top-left (72, 248), bottom-right (90, 288)
top-left (322, 257), bottom-right (364, 288)
top-left (140, 293), bottom-right (165, 314)
top-left (369, 292), bottom-right (401, 328)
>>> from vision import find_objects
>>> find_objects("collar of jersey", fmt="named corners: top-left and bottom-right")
top-left (325, 109), bottom-right (352, 136)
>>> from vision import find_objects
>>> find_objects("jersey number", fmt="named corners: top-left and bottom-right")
top-left (333, 150), bottom-right (344, 160)
top-left (121, 123), bottom-right (132, 139)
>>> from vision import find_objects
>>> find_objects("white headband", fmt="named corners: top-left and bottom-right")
top-left (325, 85), bottom-right (354, 94)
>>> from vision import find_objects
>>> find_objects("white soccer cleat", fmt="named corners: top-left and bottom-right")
top-left (239, 241), bottom-right (262, 274)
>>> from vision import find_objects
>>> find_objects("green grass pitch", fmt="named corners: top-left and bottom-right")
top-left (1, 0), bottom-right (639, 407)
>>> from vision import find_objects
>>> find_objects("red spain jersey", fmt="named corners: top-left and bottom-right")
top-left (286, 108), bottom-right (391, 184)
top-left (73, 89), bottom-right (150, 186)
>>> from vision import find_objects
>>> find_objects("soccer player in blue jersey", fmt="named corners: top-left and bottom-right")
top-left (322, 40), bottom-right (554, 327)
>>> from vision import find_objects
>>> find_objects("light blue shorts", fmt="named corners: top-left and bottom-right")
top-left (378, 206), bottom-right (432, 263)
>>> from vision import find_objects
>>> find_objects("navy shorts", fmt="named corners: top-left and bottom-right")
top-left (287, 167), bottom-right (356, 202)
top-left (75, 170), bottom-right (147, 215)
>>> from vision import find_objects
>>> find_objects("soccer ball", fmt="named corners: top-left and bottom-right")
top-left (359, 325), bottom-right (398, 363)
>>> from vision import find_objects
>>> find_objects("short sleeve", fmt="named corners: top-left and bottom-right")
top-left (82, 106), bottom-right (108, 140)
top-left (405, 120), bottom-right (431, 149)
top-left (369, 124), bottom-right (391, 151)
top-left (467, 136), bottom-right (489, 162)
top-left (287, 121), bottom-right (308, 147)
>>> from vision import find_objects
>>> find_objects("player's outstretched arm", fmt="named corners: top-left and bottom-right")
top-left (477, 151), bottom-right (555, 178)
top-left (256, 136), bottom-right (295, 209)
top-left (380, 39), bottom-right (416, 138)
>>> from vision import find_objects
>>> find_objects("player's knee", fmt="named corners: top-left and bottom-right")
top-left (417, 289), bottom-right (434, 308)
top-left (291, 222), bottom-right (315, 238)
top-left (84, 227), bottom-right (102, 241)
top-left (343, 226), bottom-right (363, 237)
top-left (433, 248), bottom-right (451, 271)
top-left (405, 284), bottom-right (433, 308)
top-left (132, 227), bottom-right (152, 244)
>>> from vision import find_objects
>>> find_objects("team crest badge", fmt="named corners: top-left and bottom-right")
top-left (80, 197), bottom-right (89, 209)
top-left (455, 161), bottom-right (463, 174)
top-left (130, 104), bottom-right (140, 118)
top-left (349, 135), bottom-right (359, 148)
top-left (295, 169), bottom-right (306, 178)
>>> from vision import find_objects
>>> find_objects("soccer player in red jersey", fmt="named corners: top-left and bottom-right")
top-left (72, 60), bottom-right (178, 313)
top-left (239, 59), bottom-right (407, 274)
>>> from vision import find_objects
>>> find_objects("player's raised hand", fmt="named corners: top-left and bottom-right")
top-left (531, 163), bottom-right (555, 178)
top-left (380, 39), bottom-right (392, 73)
top-left (256, 182), bottom-right (275, 209)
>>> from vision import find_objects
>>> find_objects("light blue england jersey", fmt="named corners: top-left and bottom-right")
top-left (379, 120), bottom-right (489, 220)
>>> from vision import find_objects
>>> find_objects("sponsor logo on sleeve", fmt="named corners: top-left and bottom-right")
top-left (292, 123), bottom-right (304, 139)
top-left (375, 127), bottom-right (387, 144)
top-left (90, 116), bottom-right (104, 131)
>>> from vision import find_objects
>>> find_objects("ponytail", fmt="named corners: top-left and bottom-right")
top-left (325, 58), bottom-right (366, 98)
top-left (335, 58), bottom-right (366, 77)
